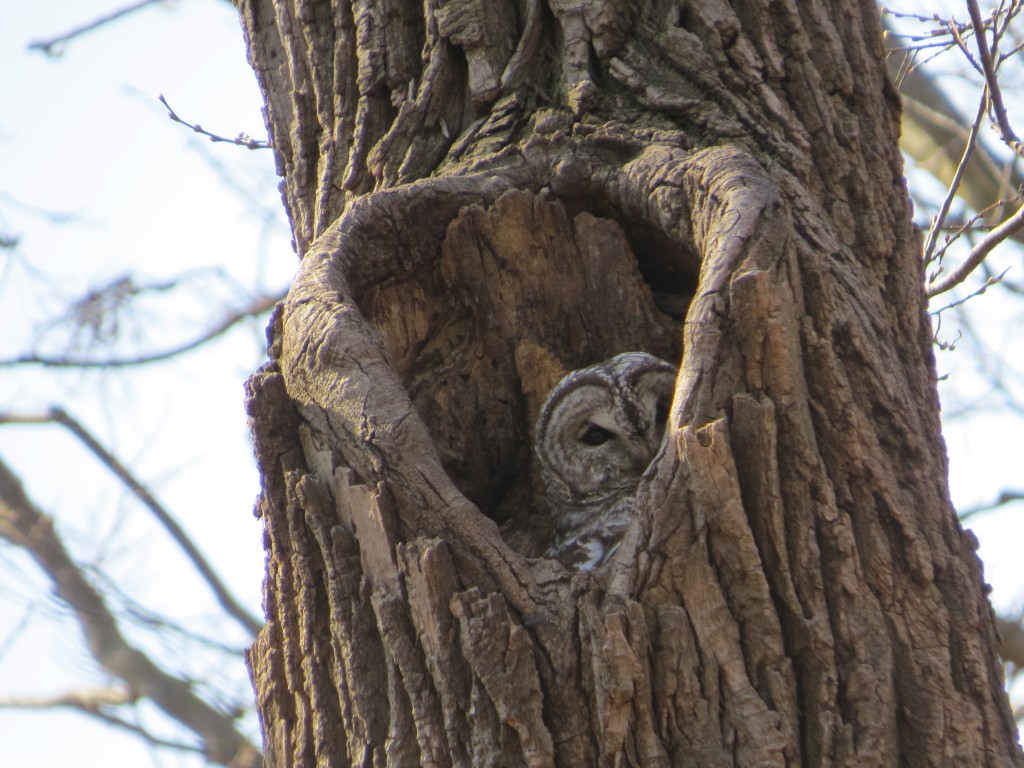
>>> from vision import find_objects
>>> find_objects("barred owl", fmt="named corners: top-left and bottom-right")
top-left (534, 352), bottom-right (676, 570)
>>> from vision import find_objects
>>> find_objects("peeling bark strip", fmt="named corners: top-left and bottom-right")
top-left (239, 0), bottom-right (1022, 766)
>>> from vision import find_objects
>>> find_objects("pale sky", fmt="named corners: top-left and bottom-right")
top-left (1, 1), bottom-right (291, 764)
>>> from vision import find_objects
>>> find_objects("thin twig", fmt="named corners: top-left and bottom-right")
top-left (159, 95), bottom-right (270, 150)
top-left (966, 0), bottom-right (1023, 154)
top-left (1000, 36), bottom-right (1024, 62)
top-left (928, 203), bottom-right (1024, 297)
top-left (930, 269), bottom-right (1008, 316)
top-left (0, 686), bottom-right (134, 710)
top-left (959, 490), bottom-right (1024, 519)
top-left (942, 193), bottom-right (1022, 233)
top-left (929, 193), bottom-right (1024, 270)
top-left (0, 687), bottom-right (212, 754)
top-left (922, 95), bottom-right (988, 269)
top-left (985, 260), bottom-right (1024, 295)
top-left (28, 0), bottom-right (166, 56)
top-left (947, 12), bottom-right (983, 73)
top-left (0, 603), bottom-right (37, 660)
top-left (0, 292), bottom-right (282, 368)
top-left (882, 7), bottom-right (969, 30)
top-left (939, 299), bottom-right (1024, 419)
top-left (0, 409), bottom-right (262, 637)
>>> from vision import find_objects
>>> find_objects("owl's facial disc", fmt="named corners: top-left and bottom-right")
top-left (567, 412), bottom-right (650, 492)
top-left (535, 352), bottom-right (678, 570)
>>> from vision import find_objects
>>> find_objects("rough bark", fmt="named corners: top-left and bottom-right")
top-left (237, 0), bottom-right (1023, 766)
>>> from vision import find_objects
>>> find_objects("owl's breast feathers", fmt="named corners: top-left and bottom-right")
top-left (545, 491), bottom-right (635, 570)
top-left (544, 524), bottom-right (627, 571)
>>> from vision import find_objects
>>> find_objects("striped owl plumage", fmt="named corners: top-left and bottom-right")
top-left (535, 352), bottom-right (676, 570)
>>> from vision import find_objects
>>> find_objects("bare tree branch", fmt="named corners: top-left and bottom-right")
top-left (966, 0), bottom-right (1024, 155)
top-left (922, 95), bottom-right (988, 270)
top-left (0, 687), bottom-right (212, 753)
top-left (0, 408), bottom-right (262, 637)
top-left (27, 0), bottom-right (167, 57)
top-left (0, 457), bottom-right (261, 768)
top-left (928, 269), bottom-right (1007, 324)
top-left (928, 200), bottom-right (1024, 297)
top-left (885, 12), bottom-right (1024, 292)
top-left (0, 292), bottom-right (282, 368)
top-left (959, 489), bottom-right (1024, 519)
top-left (0, 686), bottom-right (135, 710)
top-left (159, 95), bottom-right (271, 150)
top-left (897, 92), bottom-right (1018, 224)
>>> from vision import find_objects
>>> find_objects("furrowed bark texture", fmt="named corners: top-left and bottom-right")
top-left (238, 0), bottom-right (1023, 766)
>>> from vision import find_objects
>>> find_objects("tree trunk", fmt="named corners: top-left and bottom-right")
top-left (237, 0), bottom-right (1022, 765)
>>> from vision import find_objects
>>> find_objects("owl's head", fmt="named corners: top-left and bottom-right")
top-left (535, 352), bottom-right (677, 506)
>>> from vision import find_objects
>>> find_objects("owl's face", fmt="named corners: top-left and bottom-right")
top-left (535, 352), bottom-right (676, 506)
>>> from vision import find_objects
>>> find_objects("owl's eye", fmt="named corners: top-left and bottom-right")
top-left (581, 425), bottom-right (614, 446)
